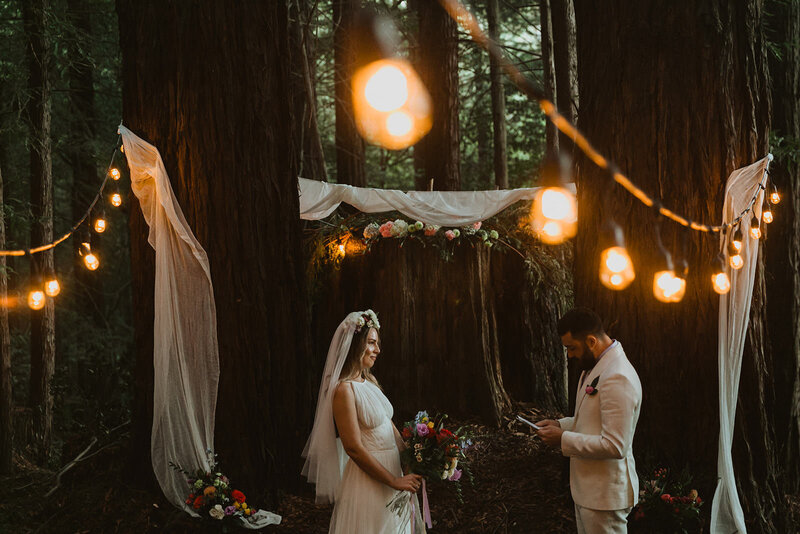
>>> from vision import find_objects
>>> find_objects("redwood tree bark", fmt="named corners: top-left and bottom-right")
top-left (765, 0), bottom-right (800, 496)
top-left (573, 1), bottom-right (787, 531)
top-left (24, 0), bottom-right (56, 466)
top-left (414, 0), bottom-right (460, 191)
top-left (0, 157), bottom-right (12, 475)
top-left (486, 0), bottom-right (508, 189)
top-left (538, 0), bottom-right (558, 154)
top-left (550, 0), bottom-right (578, 151)
top-left (117, 0), bottom-right (312, 493)
top-left (333, 0), bottom-right (366, 186)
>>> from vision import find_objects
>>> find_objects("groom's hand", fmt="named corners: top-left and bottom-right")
top-left (537, 425), bottom-right (564, 447)
top-left (536, 419), bottom-right (560, 428)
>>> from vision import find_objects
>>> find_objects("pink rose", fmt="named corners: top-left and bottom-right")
top-left (379, 221), bottom-right (393, 238)
top-left (445, 230), bottom-right (455, 241)
top-left (416, 423), bottom-right (429, 436)
top-left (585, 386), bottom-right (595, 395)
top-left (448, 469), bottom-right (462, 482)
top-left (424, 224), bottom-right (438, 236)
top-left (472, 221), bottom-right (482, 230)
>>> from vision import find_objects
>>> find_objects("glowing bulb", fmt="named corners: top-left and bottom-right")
top-left (28, 290), bottom-right (46, 310)
top-left (771, 191), bottom-right (781, 204)
top-left (712, 272), bottom-right (731, 294)
top-left (352, 58), bottom-right (432, 150)
top-left (599, 246), bottom-right (635, 290)
top-left (84, 253), bottom-right (100, 271)
top-left (750, 226), bottom-right (761, 240)
top-left (337, 244), bottom-right (346, 257)
top-left (385, 111), bottom-right (413, 137)
top-left (531, 187), bottom-right (578, 244)
top-left (111, 193), bottom-right (122, 207)
top-left (653, 270), bottom-right (683, 303)
top-left (94, 218), bottom-right (107, 233)
top-left (729, 254), bottom-right (744, 270)
top-left (45, 278), bottom-right (60, 297)
top-left (364, 65), bottom-right (409, 112)
top-left (762, 210), bottom-right (773, 224)
top-left (109, 168), bottom-right (121, 180)
top-left (732, 239), bottom-right (741, 252)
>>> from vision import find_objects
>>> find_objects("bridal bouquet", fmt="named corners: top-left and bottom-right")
top-left (388, 411), bottom-right (474, 527)
top-left (170, 451), bottom-right (262, 528)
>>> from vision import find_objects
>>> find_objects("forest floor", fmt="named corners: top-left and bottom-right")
top-left (2, 406), bottom-right (793, 533)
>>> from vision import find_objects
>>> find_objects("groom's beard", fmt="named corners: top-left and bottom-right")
top-left (578, 342), bottom-right (596, 372)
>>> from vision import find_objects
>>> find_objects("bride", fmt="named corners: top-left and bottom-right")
top-left (302, 310), bottom-right (425, 533)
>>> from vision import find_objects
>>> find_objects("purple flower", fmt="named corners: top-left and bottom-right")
top-left (448, 469), bottom-right (462, 482)
top-left (416, 423), bottom-right (429, 436)
top-left (224, 505), bottom-right (236, 516)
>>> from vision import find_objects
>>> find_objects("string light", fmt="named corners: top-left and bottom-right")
top-left (727, 241), bottom-right (744, 270)
top-left (110, 168), bottom-right (121, 181)
top-left (94, 211), bottom-right (107, 233)
top-left (44, 267), bottom-right (60, 297)
top-left (598, 221), bottom-right (635, 290)
top-left (27, 288), bottom-right (46, 310)
top-left (351, 11), bottom-right (432, 150)
top-left (762, 196), bottom-right (773, 224)
top-left (110, 192), bottom-right (122, 207)
top-left (711, 254), bottom-right (731, 295)
top-left (80, 242), bottom-right (100, 271)
top-left (652, 218), bottom-right (682, 303)
top-left (770, 183), bottom-right (781, 204)
top-left (530, 153), bottom-right (577, 244)
top-left (732, 227), bottom-right (743, 252)
top-left (749, 215), bottom-right (761, 240)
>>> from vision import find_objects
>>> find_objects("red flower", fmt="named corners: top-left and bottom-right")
top-left (437, 429), bottom-right (454, 444)
top-left (661, 494), bottom-right (671, 502)
top-left (697, 497), bottom-right (703, 505)
top-left (185, 498), bottom-right (192, 505)
top-left (193, 496), bottom-right (204, 509)
top-left (402, 427), bottom-right (412, 439)
top-left (232, 490), bottom-right (246, 503)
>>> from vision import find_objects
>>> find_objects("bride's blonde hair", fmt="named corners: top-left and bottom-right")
top-left (340, 326), bottom-right (381, 387)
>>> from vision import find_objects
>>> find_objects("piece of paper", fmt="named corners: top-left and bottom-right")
top-left (516, 415), bottom-right (541, 430)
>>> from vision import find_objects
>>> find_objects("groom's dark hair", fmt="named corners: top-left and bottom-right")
top-left (557, 307), bottom-right (605, 340)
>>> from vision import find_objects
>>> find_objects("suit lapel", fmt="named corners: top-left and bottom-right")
top-left (573, 343), bottom-right (624, 420)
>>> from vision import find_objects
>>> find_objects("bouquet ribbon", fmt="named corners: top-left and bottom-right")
top-left (422, 479), bottom-right (432, 528)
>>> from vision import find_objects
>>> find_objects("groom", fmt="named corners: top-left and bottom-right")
top-left (537, 307), bottom-right (642, 534)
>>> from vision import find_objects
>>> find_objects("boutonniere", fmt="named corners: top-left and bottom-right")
top-left (585, 376), bottom-right (599, 396)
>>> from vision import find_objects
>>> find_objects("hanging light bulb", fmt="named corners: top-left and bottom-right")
top-left (770, 184), bottom-right (781, 204)
top-left (109, 168), bottom-right (121, 181)
top-left (668, 257), bottom-right (688, 303)
top-left (652, 246), bottom-right (682, 303)
top-left (732, 227), bottom-right (743, 252)
top-left (110, 192), bottom-right (122, 207)
top-left (598, 221), bottom-right (635, 290)
top-left (711, 254), bottom-right (731, 295)
top-left (27, 288), bottom-right (46, 310)
top-left (749, 215), bottom-right (761, 240)
top-left (350, 10), bottom-right (432, 150)
top-left (337, 243), bottom-right (346, 257)
top-left (79, 241), bottom-right (100, 271)
top-left (94, 214), bottom-right (107, 233)
top-left (531, 153), bottom-right (578, 244)
top-left (44, 267), bottom-right (60, 297)
top-left (762, 206), bottom-right (773, 224)
top-left (727, 241), bottom-right (743, 270)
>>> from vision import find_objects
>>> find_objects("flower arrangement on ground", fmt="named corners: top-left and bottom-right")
top-left (388, 411), bottom-right (474, 526)
top-left (629, 467), bottom-right (703, 533)
top-left (170, 451), bottom-right (262, 529)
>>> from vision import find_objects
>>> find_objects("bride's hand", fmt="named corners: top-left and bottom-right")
top-left (392, 474), bottom-right (423, 493)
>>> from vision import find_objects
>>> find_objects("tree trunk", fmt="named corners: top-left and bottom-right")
top-left (550, 0), bottom-right (578, 153)
top-left (117, 0), bottom-right (312, 495)
top-left (24, 0), bottom-right (56, 467)
top-left (486, 0), bottom-right (508, 189)
top-left (414, 0), bottom-right (460, 191)
top-left (0, 157), bottom-right (12, 475)
top-left (765, 0), bottom-right (800, 496)
top-left (333, 0), bottom-right (366, 186)
top-left (573, 1), bottom-right (787, 531)
top-left (538, 0), bottom-right (558, 155)
top-left (66, 0), bottom-right (104, 322)
top-left (292, 0), bottom-right (328, 182)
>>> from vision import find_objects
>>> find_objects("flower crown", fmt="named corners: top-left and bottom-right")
top-left (354, 309), bottom-right (380, 333)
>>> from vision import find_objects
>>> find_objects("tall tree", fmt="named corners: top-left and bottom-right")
top-left (550, 0), bottom-right (578, 152)
top-left (486, 0), bottom-right (508, 189)
top-left (66, 0), bottom-right (105, 322)
top-left (414, 0), bottom-right (460, 191)
top-left (117, 0), bottom-right (312, 493)
top-left (765, 0), bottom-right (800, 496)
top-left (24, 0), bottom-right (56, 466)
top-left (572, 1), bottom-right (787, 531)
top-left (333, 0), bottom-right (366, 186)
top-left (538, 0), bottom-right (558, 154)
top-left (0, 156), bottom-right (11, 475)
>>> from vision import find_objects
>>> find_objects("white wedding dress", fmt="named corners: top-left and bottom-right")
top-left (330, 379), bottom-right (424, 534)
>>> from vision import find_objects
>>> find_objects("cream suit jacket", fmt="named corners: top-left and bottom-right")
top-left (558, 342), bottom-right (641, 511)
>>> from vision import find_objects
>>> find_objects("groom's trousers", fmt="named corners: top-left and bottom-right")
top-left (574, 504), bottom-right (631, 534)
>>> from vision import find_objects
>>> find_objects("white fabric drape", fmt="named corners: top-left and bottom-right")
top-left (711, 154), bottom-right (771, 534)
top-left (298, 177), bottom-right (573, 225)
top-left (120, 126), bottom-right (280, 528)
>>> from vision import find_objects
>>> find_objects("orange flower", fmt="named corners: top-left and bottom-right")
top-left (203, 486), bottom-right (216, 497)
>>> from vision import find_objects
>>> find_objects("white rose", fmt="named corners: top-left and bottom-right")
top-left (391, 219), bottom-right (409, 237)
top-left (209, 505), bottom-right (225, 520)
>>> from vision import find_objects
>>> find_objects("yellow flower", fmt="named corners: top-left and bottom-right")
top-left (203, 486), bottom-right (216, 497)
top-left (427, 422), bottom-right (434, 429)
top-left (234, 502), bottom-right (241, 509)
top-left (422, 417), bottom-right (428, 423)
